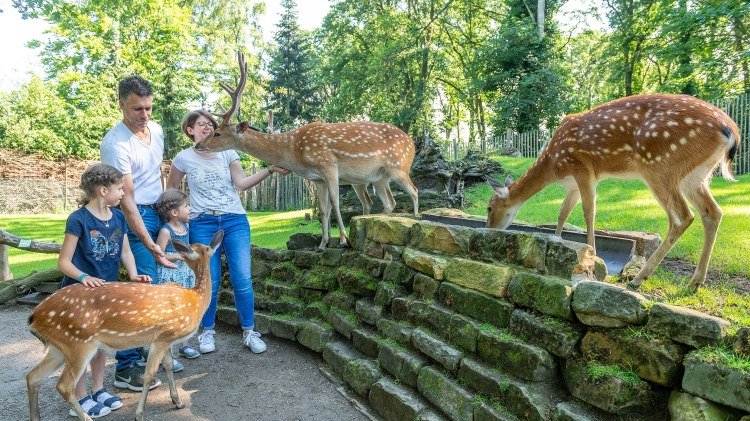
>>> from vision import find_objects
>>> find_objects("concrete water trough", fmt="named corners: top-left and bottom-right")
top-left (420, 213), bottom-right (637, 275)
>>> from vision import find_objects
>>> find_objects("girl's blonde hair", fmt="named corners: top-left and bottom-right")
top-left (155, 189), bottom-right (188, 220)
top-left (78, 163), bottom-right (123, 206)
top-left (181, 110), bottom-right (218, 141)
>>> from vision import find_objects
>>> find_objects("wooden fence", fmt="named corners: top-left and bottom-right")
top-left (241, 164), bottom-right (314, 211)
top-left (444, 93), bottom-right (750, 175)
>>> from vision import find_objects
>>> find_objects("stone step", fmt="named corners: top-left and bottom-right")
top-left (477, 327), bottom-right (557, 383)
top-left (378, 341), bottom-right (429, 388)
top-left (369, 377), bottom-right (440, 421)
top-left (417, 366), bottom-right (475, 421)
top-left (352, 326), bottom-right (383, 358)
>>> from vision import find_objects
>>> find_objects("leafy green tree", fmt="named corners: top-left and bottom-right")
top-left (266, 0), bottom-right (321, 129)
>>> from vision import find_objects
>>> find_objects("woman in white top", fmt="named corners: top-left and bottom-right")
top-left (166, 110), bottom-right (290, 355)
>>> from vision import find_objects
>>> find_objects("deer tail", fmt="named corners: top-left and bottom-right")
top-left (720, 123), bottom-right (738, 182)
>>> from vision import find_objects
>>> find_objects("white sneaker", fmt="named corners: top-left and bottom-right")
top-left (198, 330), bottom-right (216, 354)
top-left (243, 330), bottom-right (267, 354)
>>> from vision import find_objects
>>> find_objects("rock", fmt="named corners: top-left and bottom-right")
top-left (378, 341), bottom-right (428, 387)
top-left (367, 216), bottom-right (419, 245)
top-left (562, 358), bottom-right (660, 415)
top-left (352, 327), bottom-right (382, 358)
top-left (328, 308), bottom-right (358, 339)
top-left (416, 366), bottom-right (475, 421)
top-left (509, 309), bottom-right (585, 359)
top-left (411, 329), bottom-right (464, 373)
top-left (733, 327), bottom-right (750, 358)
top-left (581, 328), bottom-right (686, 386)
top-left (682, 351), bottom-right (750, 412)
top-left (439, 282), bottom-right (514, 328)
top-left (296, 320), bottom-right (333, 353)
top-left (376, 318), bottom-right (414, 346)
top-left (402, 247), bottom-right (449, 280)
top-left (413, 273), bottom-right (441, 299)
top-left (668, 391), bottom-right (743, 421)
top-left (409, 221), bottom-right (473, 256)
top-left (343, 358), bottom-right (382, 397)
top-left (444, 258), bottom-right (514, 298)
top-left (572, 281), bottom-right (649, 327)
top-left (647, 303), bottom-right (729, 348)
top-left (476, 328), bottom-right (557, 382)
top-left (369, 378), bottom-right (430, 421)
top-left (458, 358), bottom-right (557, 421)
top-left (507, 273), bottom-right (574, 320)
top-left (286, 233), bottom-right (320, 250)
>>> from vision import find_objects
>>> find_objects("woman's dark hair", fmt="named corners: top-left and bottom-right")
top-left (155, 189), bottom-right (189, 220)
top-left (118, 75), bottom-right (153, 101)
top-left (78, 163), bottom-right (123, 206)
top-left (181, 110), bottom-right (218, 141)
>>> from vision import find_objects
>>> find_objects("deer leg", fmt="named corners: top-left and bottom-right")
top-left (575, 178), bottom-right (597, 253)
top-left (391, 169), bottom-right (419, 215)
top-left (326, 177), bottom-right (350, 247)
top-left (629, 190), bottom-right (694, 289)
top-left (314, 181), bottom-right (331, 252)
top-left (372, 180), bottom-right (395, 214)
top-left (135, 343), bottom-right (169, 421)
top-left (161, 346), bottom-right (183, 408)
top-left (353, 184), bottom-right (373, 215)
top-left (683, 182), bottom-right (723, 290)
top-left (27, 345), bottom-right (66, 421)
top-left (556, 188), bottom-right (581, 237)
top-left (57, 344), bottom-right (99, 421)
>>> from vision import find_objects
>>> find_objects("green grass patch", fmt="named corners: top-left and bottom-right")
top-left (625, 326), bottom-right (656, 342)
top-left (587, 362), bottom-right (642, 385)
top-left (694, 345), bottom-right (750, 374)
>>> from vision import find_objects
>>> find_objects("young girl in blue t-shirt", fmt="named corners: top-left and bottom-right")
top-left (155, 189), bottom-right (199, 362)
top-left (57, 163), bottom-right (151, 418)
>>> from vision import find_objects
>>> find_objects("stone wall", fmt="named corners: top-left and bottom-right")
top-left (216, 214), bottom-right (750, 421)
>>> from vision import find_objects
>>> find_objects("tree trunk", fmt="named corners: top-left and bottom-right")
top-left (537, 0), bottom-right (545, 38)
top-left (0, 268), bottom-right (63, 304)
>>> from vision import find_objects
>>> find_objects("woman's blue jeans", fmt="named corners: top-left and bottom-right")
top-left (190, 212), bottom-right (255, 331)
top-left (116, 205), bottom-right (160, 371)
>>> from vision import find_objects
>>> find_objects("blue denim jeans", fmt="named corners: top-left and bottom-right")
top-left (116, 205), bottom-right (160, 371)
top-left (190, 212), bottom-right (255, 330)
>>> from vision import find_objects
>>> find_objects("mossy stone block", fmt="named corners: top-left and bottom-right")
top-left (296, 320), bottom-right (333, 353)
top-left (367, 216), bottom-right (418, 245)
top-left (417, 366), bottom-right (476, 421)
top-left (444, 258), bottom-right (514, 298)
top-left (439, 282), bottom-right (514, 328)
top-left (508, 272), bottom-right (574, 320)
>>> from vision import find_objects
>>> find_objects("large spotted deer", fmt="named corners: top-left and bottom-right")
top-left (26, 231), bottom-right (223, 421)
top-left (195, 52), bottom-right (419, 251)
top-left (486, 94), bottom-right (739, 291)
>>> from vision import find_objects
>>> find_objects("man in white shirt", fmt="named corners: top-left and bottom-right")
top-left (100, 75), bottom-right (174, 392)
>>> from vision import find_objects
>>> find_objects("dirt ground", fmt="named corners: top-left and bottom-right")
top-left (1, 303), bottom-right (370, 421)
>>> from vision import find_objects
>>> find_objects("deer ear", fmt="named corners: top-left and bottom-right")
top-left (173, 240), bottom-right (198, 260)
top-left (486, 177), bottom-right (507, 196)
top-left (504, 176), bottom-right (513, 187)
top-left (209, 230), bottom-right (224, 254)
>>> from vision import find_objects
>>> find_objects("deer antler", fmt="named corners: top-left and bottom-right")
top-left (218, 50), bottom-right (248, 126)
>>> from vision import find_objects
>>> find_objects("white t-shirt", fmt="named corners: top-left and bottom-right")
top-left (100, 121), bottom-right (164, 205)
top-left (171, 147), bottom-right (246, 218)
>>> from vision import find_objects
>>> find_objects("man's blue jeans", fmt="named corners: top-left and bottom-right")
top-left (190, 212), bottom-right (255, 330)
top-left (116, 205), bottom-right (160, 371)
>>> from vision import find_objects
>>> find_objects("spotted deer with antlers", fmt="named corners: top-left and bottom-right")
top-left (195, 52), bottom-right (419, 251)
top-left (27, 231), bottom-right (223, 421)
top-left (486, 94), bottom-right (739, 290)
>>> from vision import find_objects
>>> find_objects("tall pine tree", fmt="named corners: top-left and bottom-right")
top-left (267, 0), bottom-right (320, 129)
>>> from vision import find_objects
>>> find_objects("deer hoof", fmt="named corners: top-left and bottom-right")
top-left (174, 400), bottom-right (184, 409)
top-left (315, 246), bottom-right (325, 253)
top-left (686, 280), bottom-right (702, 292)
top-left (337, 243), bottom-right (351, 249)
top-left (626, 280), bottom-right (641, 291)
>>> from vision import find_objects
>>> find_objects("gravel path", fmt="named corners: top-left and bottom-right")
top-left (1, 303), bottom-right (369, 421)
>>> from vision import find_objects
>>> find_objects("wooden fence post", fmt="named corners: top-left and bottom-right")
top-left (0, 244), bottom-right (12, 282)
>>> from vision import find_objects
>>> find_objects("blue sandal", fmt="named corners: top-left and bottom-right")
top-left (92, 388), bottom-right (123, 410)
top-left (68, 396), bottom-right (111, 418)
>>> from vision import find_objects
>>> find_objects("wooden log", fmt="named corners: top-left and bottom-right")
top-left (0, 229), bottom-right (61, 253)
top-left (0, 268), bottom-right (62, 304)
